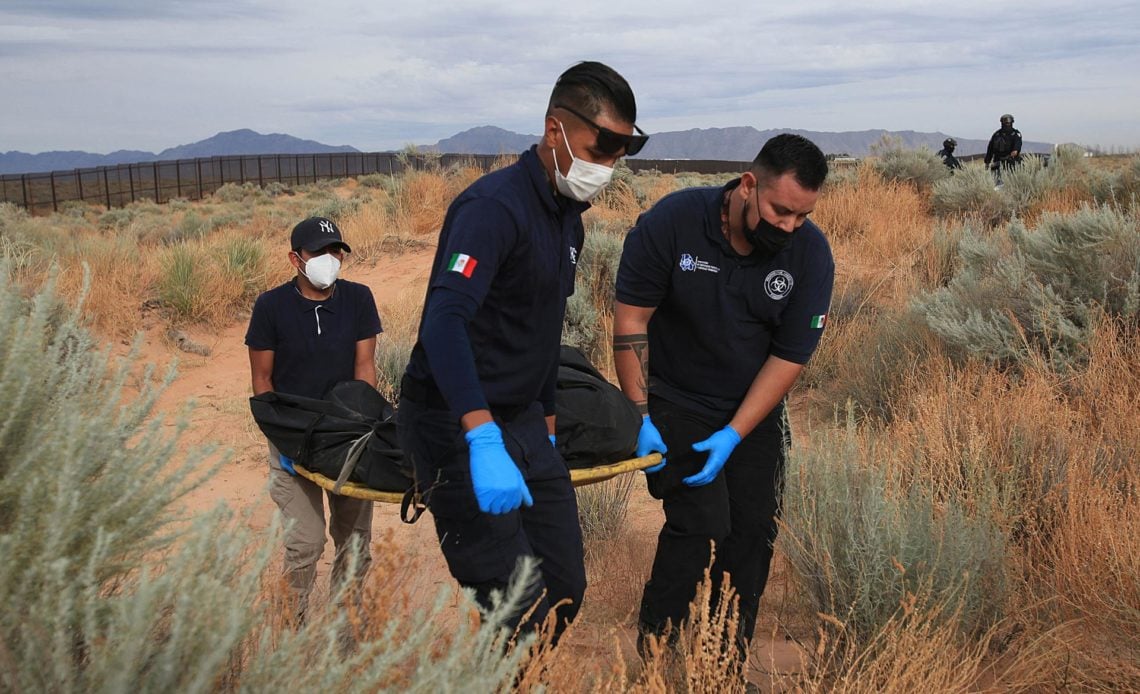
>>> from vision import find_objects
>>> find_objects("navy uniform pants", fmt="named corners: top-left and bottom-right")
top-left (639, 394), bottom-right (788, 653)
top-left (397, 383), bottom-right (586, 639)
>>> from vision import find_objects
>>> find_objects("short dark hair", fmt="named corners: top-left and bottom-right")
top-left (751, 133), bottom-right (828, 191)
top-left (548, 61), bottom-right (637, 125)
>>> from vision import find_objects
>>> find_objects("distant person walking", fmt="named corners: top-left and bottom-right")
top-left (245, 216), bottom-right (382, 623)
top-left (938, 137), bottom-right (962, 170)
top-left (985, 114), bottom-right (1022, 183)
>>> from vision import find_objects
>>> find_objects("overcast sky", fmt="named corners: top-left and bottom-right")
top-left (2, 0), bottom-right (1138, 154)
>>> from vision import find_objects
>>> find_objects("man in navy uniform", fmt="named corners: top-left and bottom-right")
top-left (985, 114), bottom-right (1023, 171)
top-left (613, 134), bottom-right (833, 663)
top-left (397, 61), bottom-right (646, 639)
top-left (245, 216), bottom-right (382, 622)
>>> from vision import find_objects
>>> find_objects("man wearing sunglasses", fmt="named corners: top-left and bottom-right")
top-left (397, 61), bottom-right (644, 640)
top-left (613, 134), bottom-right (833, 672)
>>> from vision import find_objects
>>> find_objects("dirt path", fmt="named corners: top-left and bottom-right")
top-left (132, 245), bottom-right (805, 688)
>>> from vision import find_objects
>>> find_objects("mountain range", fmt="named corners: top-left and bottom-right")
top-left (1, 126), bottom-right (1054, 175)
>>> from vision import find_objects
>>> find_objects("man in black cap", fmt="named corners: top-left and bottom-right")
top-left (245, 216), bottom-right (383, 622)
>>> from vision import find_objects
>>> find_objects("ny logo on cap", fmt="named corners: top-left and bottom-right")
top-left (319, 220), bottom-right (336, 234)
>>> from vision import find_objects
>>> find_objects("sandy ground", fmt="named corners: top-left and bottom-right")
top-left (126, 246), bottom-right (806, 689)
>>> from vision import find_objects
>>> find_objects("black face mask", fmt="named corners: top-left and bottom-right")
top-left (741, 188), bottom-right (795, 256)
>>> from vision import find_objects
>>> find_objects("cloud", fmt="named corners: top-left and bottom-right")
top-left (1, 0), bottom-right (1137, 153)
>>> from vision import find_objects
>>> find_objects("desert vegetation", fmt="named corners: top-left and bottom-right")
top-left (1, 149), bottom-right (1137, 691)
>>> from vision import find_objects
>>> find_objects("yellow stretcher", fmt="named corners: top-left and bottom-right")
top-left (293, 452), bottom-right (663, 505)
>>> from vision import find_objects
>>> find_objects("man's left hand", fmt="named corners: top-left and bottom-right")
top-left (683, 425), bottom-right (742, 487)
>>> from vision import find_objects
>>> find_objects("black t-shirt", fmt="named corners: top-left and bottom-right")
top-left (244, 278), bottom-right (382, 399)
top-left (616, 179), bottom-right (834, 418)
top-left (404, 146), bottom-right (587, 415)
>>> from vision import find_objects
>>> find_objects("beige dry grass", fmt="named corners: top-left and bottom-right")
top-left (4, 155), bottom-right (1137, 691)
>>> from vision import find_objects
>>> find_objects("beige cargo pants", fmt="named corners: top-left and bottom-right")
top-left (267, 442), bottom-right (373, 621)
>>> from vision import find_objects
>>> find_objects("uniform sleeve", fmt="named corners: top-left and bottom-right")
top-left (354, 284), bottom-right (383, 340)
top-left (431, 197), bottom-right (518, 306)
top-left (244, 292), bottom-right (276, 350)
top-left (985, 134), bottom-right (995, 164)
top-left (1013, 130), bottom-right (1023, 153)
top-left (420, 287), bottom-right (488, 416)
top-left (769, 234), bottom-right (835, 365)
top-left (615, 206), bottom-right (675, 308)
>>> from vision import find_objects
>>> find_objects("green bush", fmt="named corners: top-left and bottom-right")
top-left (931, 164), bottom-right (1013, 226)
top-left (914, 205), bottom-right (1140, 371)
top-left (0, 265), bottom-right (545, 692)
top-left (561, 225), bottom-right (625, 369)
top-left (308, 196), bottom-right (361, 223)
top-left (158, 243), bottom-right (206, 320)
top-left (870, 137), bottom-right (950, 189)
top-left (374, 331), bottom-right (416, 403)
top-left (781, 413), bottom-right (1008, 643)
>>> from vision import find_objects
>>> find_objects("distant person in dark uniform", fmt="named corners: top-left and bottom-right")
top-left (397, 60), bottom-right (646, 641)
top-left (938, 138), bottom-right (962, 170)
top-left (613, 133), bottom-right (833, 670)
top-left (985, 114), bottom-right (1022, 181)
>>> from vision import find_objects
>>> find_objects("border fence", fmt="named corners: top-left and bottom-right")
top-left (0, 152), bottom-right (756, 215)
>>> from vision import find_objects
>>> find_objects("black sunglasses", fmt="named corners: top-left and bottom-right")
top-left (553, 103), bottom-right (649, 156)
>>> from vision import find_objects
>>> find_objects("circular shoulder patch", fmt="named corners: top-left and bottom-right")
top-left (764, 269), bottom-right (794, 300)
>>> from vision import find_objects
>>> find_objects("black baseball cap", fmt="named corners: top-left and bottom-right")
top-left (290, 217), bottom-right (352, 253)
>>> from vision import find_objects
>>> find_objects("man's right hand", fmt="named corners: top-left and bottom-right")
top-left (465, 422), bottom-right (533, 514)
top-left (637, 415), bottom-right (668, 473)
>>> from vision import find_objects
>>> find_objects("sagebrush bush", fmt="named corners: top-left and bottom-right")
top-left (931, 163), bottom-right (1013, 225)
top-left (0, 266), bottom-right (548, 692)
top-left (914, 205), bottom-right (1140, 371)
top-left (869, 137), bottom-right (950, 189)
top-left (780, 412), bottom-right (1008, 644)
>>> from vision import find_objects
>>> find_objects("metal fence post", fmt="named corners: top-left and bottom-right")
top-left (50, 171), bottom-right (58, 212)
top-left (196, 158), bottom-right (204, 200)
top-left (103, 167), bottom-right (111, 209)
top-left (152, 161), bottom-right (160, 203)
top-left (128, 165), bottom-right (136, 204)
top-left (76, 169), bottom-right (83, 204)
top-left (21, 175), bottom-right (29, 211)
top-left (258, 156), bottom-right (264, 188)
top-left (176, 160), bottom-right (182, 198)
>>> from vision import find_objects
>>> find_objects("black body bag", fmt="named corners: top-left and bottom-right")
top-left (249, 380), bottom-right (411, 493)
top-left (554, 345), bottom-right (641, 469)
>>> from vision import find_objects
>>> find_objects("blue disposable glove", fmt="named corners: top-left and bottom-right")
top-left (637, 415), bottom-right (668, 474)
top-left (279, 453), bottom-right (298, 476)
top-left (683, 425), bottom-right (742, 487)
top-left (549, 433), bottom-right (557, 447)
top-left (466, 422), bottom-right (534, 515)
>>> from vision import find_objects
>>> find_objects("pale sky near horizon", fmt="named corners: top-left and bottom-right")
top-left (2, 0), bottom-right (1138, 154)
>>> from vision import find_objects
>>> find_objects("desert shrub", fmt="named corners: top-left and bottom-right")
top-left (869, 137), bottom-right (950, 189)
top-left (914, 205), bottom-right (1140, 371)
top-left (372, 288), bottom-right (424, 403)
top-left (561, 225), bottom-right (625, 373)
top-left (221, 233), bottom-right (267, 301)
top-left (164, 211), bottom-right (209, 244)
top-left (930, 163), bottom-right (1013, 225)
top-left (780, 413), bottom-right (1008, 645)
top-left (158, 243), bottom-right (207, 321)
top-left (262, 181), bottom-right (291, 197)
top-left (211, 182), bottom-right (261, 203)
top-left (98, 207), bottom-right (137, 229)
top-left (357, 173), bottom-right (389, 189)
top-left (0, 268), bottom-right (541, 691)
top-left (576, 474), bottom-right (637, 546)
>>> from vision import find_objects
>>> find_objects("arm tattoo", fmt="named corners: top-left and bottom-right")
top-left (614, 333), bottom-right (649, 412)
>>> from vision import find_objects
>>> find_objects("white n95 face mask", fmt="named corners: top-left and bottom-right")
top-left (299, 253), bottom-right (340, 289)
top-left (552, 121), bottom-right (614, 202)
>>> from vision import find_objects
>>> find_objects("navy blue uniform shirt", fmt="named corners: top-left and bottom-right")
top-left (405, 146), bottom-right (587, 417)
top-left (245, 278), bottom-right (382, 399)
top-left (616, 179), bottom-right (834, 418)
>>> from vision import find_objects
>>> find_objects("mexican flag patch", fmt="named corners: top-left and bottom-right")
top-left (810, 314), bottom-right (827, 328)
top-left (447, 253), bottom-right (477, 278)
